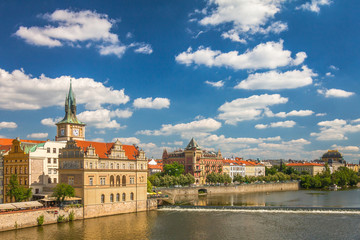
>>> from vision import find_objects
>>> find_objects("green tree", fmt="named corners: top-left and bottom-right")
top-left (6, 174), bottom-right (32, 202)
top-left (147, 179), bottom-right (153, 192)
top-left (163, 162), bottom-right (184, 177)
top-left (53, 183), bottom-right (75, 206)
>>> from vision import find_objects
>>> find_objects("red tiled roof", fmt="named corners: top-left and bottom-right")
top-left (0, 138), bottom-right (45, 145)
top-left (148, 164), bottom-right (163, 170)
top-left (287, 163), bottom-right (324, 167)
top-left (0, 145), bottom-right (11, 153)
top-left (75, 140), bottom-right (139, 160)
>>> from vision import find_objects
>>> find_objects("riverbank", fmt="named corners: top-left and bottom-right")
top-left (159, 181), bottom-right (299, 201)
top-left (0, 199), bottom-right (158, 232)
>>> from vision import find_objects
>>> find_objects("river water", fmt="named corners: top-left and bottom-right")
top-left (1, 189), bottom-right (360, 240)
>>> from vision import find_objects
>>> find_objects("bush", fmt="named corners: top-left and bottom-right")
top-left (37, 215), bottom-right (44, 226)
top-left (57, 215), bottom-right (66, 223)
top-left (69, 211), bottom-right (75, 221)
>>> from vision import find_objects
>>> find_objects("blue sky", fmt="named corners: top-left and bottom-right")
top-left (1, 0), bottom-right (360, 162)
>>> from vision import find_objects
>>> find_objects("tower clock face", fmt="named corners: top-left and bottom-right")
top-left (60, 128), bottom-right (65, 136)
top-left (73, 129), bottom-right (79, 136)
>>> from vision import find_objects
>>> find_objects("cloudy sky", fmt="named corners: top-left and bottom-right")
top-left (1, 0), bottom-right (360, 162)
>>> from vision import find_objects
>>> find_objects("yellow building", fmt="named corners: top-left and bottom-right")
top-left (287, 163), bottom-right (325, 176)
top-left (57, 81), bottom-right (148, 218)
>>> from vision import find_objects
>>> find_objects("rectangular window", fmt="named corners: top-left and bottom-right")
top-left (48, 169), bottom-right (52, 174)
top-left (47, 148), bottom-right (50, 153)
top-left (100, 177), bottom-right (106, 185)
top-left (53, 169), bottom-right (57, 174)
top-left (89, 177), bottom-right (93, 186)
top-left (130, 177), bottom-right (135, 184)
top-left (48, 158), bottom-right (51, 164)
top-left (53, 148), bottom-right (56, 153)
top-left (53, 158), bottom-right (57, 164)
top-left (89, 162), bottom-right (93, 169)
top-left (68, 176), bottom-right (74, 185)
top-left (53, 178), bottom-right (57, 184)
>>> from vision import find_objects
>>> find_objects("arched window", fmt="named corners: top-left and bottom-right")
top-left (101, 194), bottom-right (105, 203)
top-left (19, 167), bottom-right (23, 174)
top-left (130, 192), bottom-right (134, 201)
top-left (116, 175), bottom-right (121, 186)
top-left (122, 193), bottom-right (126, 201)
top-left (111, 163), bottom-right (114, 169)
top-left (89, 162), bottom-right (93, 169)
top-left (110, 194), bottom-right (114, 202)
top-left (48, 178), bottom-right (52, 184)
top-left (15, 167), bottom-right (17, 174)
top-left (110, 175), bottom-right (115, 186)
top-left (122, 175), bottom-right (126, 186)
top-left (10, 167), bottom-right (13, 174)
top-left (117, 163), bottom-right (120, 169)
top-left (116, 193), bottom-right (120, 202)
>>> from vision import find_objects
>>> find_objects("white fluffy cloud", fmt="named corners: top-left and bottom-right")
top-left (0, 67), bottom-right (129, 110)
top-left (136, 118), bottom-right (221, 138)
top-left (176, 40), bottom-right (306, 70)
top-left (218, 94), bottom-right (288, 125)
top-left (255, 120), bottom-right (296, 129)
top-left (205, 80), bottom-right (224, 88)
top-left (133, 97), bottom-right (170, 109)
top-left (26, 133), bottom-right (48, 139)
top-left (112, 137), bottom-right (141, 145)
top-left (310, 119), bottom-right (360, 141)
top-left (317, 88), bottom-right (355, 98)
top-left (0, 122), bottom-right (17, 129)
top-left (267, 110), bottom-right (314, 118)
top-left (78, 108), bottom-right (131, 129)
top-left (235, 65), bottom-right (315, 90)
top-left (199, 0), bottom-right (287, 40)
top-left (296, 0), bottom-right (332, 13)
top-left (41, 117), bottom-right (62, 127)
top-left (15, 9), bottom-right (152, 58)
top-left (331, 144), bottom-right (359, 152)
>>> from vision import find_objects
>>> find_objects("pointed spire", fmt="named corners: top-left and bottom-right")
top-left (56, 79), bottom-right (85, 125)
top-left (185, 137), bottom-right (201, 150)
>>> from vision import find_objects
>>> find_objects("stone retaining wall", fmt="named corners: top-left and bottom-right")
top-left (0, 207), bottom-right (83, 232)
top-left (161, 182), bottom-right (299, 198)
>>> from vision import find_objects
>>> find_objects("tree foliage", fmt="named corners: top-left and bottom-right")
top-left (6, 174), bottom-right (32, 202)
top-left (205, 173), bottom-right (232, 184)
top-left (148, 173), bottom-right (195, 187)
top-left (163, 162), bottom-right (184, 177)
top-left (53, 183), bottom-right (75, 206)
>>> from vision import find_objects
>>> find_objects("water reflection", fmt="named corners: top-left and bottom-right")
top-left (174, 189), bottom-right (360, 208)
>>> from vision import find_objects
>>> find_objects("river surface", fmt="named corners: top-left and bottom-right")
top-left (1, 189), bottom-right (360, 240)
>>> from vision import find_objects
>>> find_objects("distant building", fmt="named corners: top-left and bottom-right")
top-left (222, 159), bottom-right (245, 180)
top-left (286, 162), bottom-right (325, 176)
top-left (321, 150), bottom-right (345, 171)
top-left (148, 159), bottom-right (163, 175)
top-left (162, 138), bottom-right (223, 184)
top-left (0, 145), bottom-right (11, 203)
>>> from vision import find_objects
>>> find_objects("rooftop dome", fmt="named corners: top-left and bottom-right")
top-left (322, 150), bottom-right (343, 159)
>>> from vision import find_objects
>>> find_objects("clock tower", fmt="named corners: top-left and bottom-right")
top-left (56, 80), bottom-right (86, 141)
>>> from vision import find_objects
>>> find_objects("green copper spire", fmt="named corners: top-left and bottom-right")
top-left (57, 79), bottom-right (85, 125)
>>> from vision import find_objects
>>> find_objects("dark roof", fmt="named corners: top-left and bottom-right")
top-left (185, 138), bottom-right (201, 150)
top-left (322, 150), bottom-right (343, 159)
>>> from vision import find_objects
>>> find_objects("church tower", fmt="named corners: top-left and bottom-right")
top-left (56, 80), bottom-right (86, 141)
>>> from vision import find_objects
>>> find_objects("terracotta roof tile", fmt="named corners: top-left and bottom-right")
top-left (0, 138), bottom-right (46, 145)
top-left (75, 140), bottom-right (139, 160)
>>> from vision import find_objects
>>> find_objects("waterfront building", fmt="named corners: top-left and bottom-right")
top-left (162, 138), bottom-right (223, 184)
top-left (0, 145), bottom-right (11, 203)
top-left (286, 162), bottom-right (325, 176)
top-left (238, 160), bottom-right (265, 177)
top-left (57, 82), bottom-right (148, 218)
top-left (345, 163), bottom-right (359, 173)
top-left (148, 159), bottom-right (163, 175)
top-left (222, 159), bottom-right (246, 180)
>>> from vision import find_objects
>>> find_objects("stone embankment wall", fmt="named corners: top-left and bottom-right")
top-left (84, 199), bottom-right (155, 218)
top-left (0, 207), bottom-right (83, 232)
top-left (161, 182), bottom-right (299, 198)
